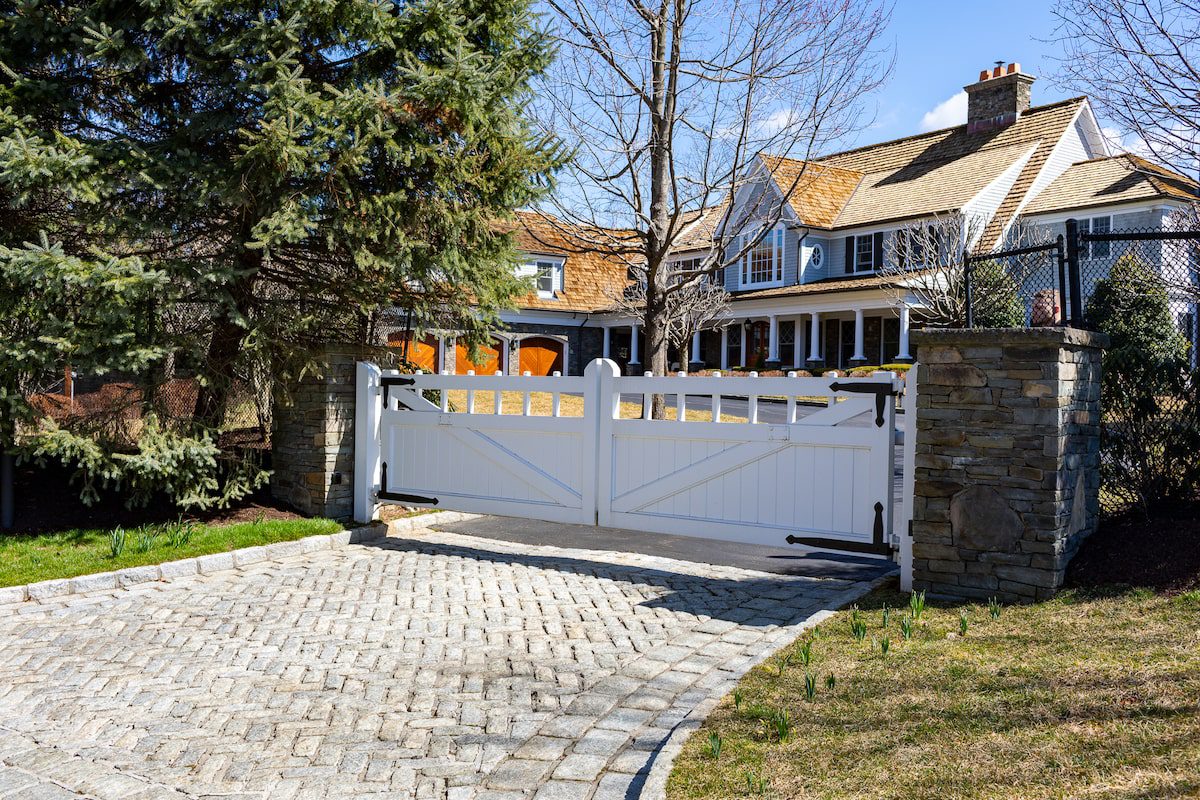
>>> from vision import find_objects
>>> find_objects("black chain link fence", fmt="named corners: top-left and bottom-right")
top-left (969, 221), bottom-right (1200, 517)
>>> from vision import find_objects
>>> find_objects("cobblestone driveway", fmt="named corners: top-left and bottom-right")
top-left (0, 525), bottom-right (874, 800)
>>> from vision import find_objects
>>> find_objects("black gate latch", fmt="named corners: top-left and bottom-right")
top-left (827, 381), bottom-right (899, 427)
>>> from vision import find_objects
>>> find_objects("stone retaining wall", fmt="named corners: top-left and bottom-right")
top-left (910, 327), bottom-right (1107, 602)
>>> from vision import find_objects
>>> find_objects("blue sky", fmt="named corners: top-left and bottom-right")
top-left (851, 0), bottom-right (1083, 148)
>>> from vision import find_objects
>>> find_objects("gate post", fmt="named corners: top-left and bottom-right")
top-left (909, 327), bottom-right (1106, 602)
top-left (354, 361), bottom-right (383, 524)
top-left (586, 358), bottom-right (621, 528)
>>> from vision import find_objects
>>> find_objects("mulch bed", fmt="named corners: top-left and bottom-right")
top-left (1066, 502), bottom-right (1200, 594)
top-left (6, 458), bottom-right (303, 536)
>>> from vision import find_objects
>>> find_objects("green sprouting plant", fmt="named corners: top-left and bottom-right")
top-left (909, 590), bottom-right (926, 620)
top-left (851, 617), bottom-right (868, 642)
top-left (767, 708), bottom-right (791, 742)
top-left (796, 641), bottom-right (813, 667)
top-left (880, 636), bottom-right (890, 655)
top-left (882, 603), bottom-right (891, 628)
top-left (959, 613), bottom-right (969, 636)
top-left (988, 596), bottom-right (1002, 619)
top-left (254, 510), bottom-right (266, 526)
top-left (744, 770), bottom-right (770, 795)
top-left (743, 703), bottom-right (771, 721)
top-left (109, 526), bottom-right (126, 558)
top-left (811, 625), bottom-right (821, 640)
top-left (134, 529), bottom-right (157, 553)
top-left (166, 518), bottom-right (197, 548)
top-left (707, 731), bottom-right (723, 759)
top-left (804, 671), bottom-right (817, 701)
top-left (774, 655), bottom-right (789, 676)
top-left (733, 689), bottom-right (744, 712)
top-left (825, 673), bottom-right (836, 690)
top-left (900, 616), bottom-right (913, 641)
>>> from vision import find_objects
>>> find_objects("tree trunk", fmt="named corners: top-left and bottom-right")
top-left (193, 266), bottom-right (258, 430)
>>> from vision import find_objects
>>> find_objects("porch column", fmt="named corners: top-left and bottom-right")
top-left (741, 320), bottom-right (748, 367)
top-left (766, 314), bottom-right (780, 367)
top-left (807, 312), bottom-right (823, 367)
top-left (897, 305), bottom-right (913, 362)
top-left (851, 308), bottom-right (867, 364)
top-left (689, 330), bottom-right (703, 371)
top-left (629, 323), bottom-right (641, 375)
top-left (793, 316), bottom-right (805, 369)
top-left (602, 326), bottom-right (611, 359)
top-left (720, 326), bottom-right (729, 371)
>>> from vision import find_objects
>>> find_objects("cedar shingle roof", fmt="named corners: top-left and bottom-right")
top-left (1022, 154), bottom-right (1198, 215)
top-left (670, 204), bottom-right (729, 253)
top-left (731, 271), bottom-right (925, 300)
top-left (757, 157), bottom-right (863, 228)
top-left (761, 97), bottom-right (1088, 237)
top-left (502, 211), bottom-right (636, 312)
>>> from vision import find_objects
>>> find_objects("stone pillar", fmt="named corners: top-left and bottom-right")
top-left (272, 347), bottom-right (373, 520)
top-left (909, 328), bottom-right (1107, 603)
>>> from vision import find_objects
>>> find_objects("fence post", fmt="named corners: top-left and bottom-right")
top-left (353, 361), bottom-right (382, 524)
top-left (586, 357), bottom-right (621, 528)
top-left (1064, 218), bottom-right (1084, 326)
top-left (1055, 234), bottom-right (1068, 325)
top-left (962, 248), bottom-right (974, 328)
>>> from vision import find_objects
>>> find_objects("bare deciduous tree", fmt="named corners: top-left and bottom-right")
top-left (880, 215), bottom-right (1051, 328)
top-left (533, 0), bottom-right (892, 391)
top-left (1049, 0), bottom-right (1199, 176)
top-left (607, 267), bottom-right (731, 371)
top-left (1164, 202), bottom-right (1200, 304)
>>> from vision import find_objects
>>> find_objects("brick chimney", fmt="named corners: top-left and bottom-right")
top-left (965, 62), bottom-right (1035, 134)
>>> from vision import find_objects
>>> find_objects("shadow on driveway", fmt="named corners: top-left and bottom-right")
top-left (366, 529), bottom-right (886, 626)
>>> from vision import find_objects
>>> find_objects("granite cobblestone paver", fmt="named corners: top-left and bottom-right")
top-left (0, 525), bottom-right (874, 799)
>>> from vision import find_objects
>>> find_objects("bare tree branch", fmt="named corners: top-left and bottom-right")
top-left (1048, 0), bottom-right (1200, 176)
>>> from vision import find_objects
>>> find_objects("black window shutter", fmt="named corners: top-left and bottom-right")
top-left (872, 232), bottom-right (884, 271)
top-left (845, 237), bottom-right (855, 273)
top-left (896, 231), bottom-right (907, 270)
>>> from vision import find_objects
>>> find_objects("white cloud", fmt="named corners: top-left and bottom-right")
top-left (919, 91), bottom-right (968, 132)
top-left (1100, 126), bottom-right (1153, 159)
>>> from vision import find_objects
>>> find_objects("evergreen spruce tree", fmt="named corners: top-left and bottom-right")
top-left (1, 0), bottom-right (560, 427)
top-left (0, 0), bottom-right (559, 511)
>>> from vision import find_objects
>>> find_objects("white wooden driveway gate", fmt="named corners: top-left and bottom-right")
top-left (355, 359), bottom-right (911, 560)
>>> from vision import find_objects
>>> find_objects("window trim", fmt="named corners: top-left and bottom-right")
top-left (519, 256), bottom-right (565, 299)
top-left (1084, 215), bottom-right (1111, 260)
top-left (738, 226), bottom-right (785, 289)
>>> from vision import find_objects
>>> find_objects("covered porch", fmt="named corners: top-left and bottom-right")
top-left (596, 301), bottom-right (914, 374)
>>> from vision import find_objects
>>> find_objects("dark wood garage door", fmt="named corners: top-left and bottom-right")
top-left (518, 337), bottom-right (565, 376)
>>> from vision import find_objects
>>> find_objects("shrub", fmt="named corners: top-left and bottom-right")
top-left (20, 415), bottom-right (268, 510)
top-left (1086, 255), bottom-right (1200, 512)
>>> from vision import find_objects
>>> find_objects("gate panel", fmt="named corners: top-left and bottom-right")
top-left (597, 372), bottom-right (899, 553)
top-left (363, 369), bottom-right (595, 525)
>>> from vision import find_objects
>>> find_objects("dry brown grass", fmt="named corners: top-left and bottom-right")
top-left (667, 583), bottom-right (1200, 800)
top-left (443, 390), bottom-right (748, 422)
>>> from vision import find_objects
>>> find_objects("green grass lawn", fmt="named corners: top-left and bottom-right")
top-left (668, 583), bottom-right (1200, 800)
top-left (0, 517), bottom-right (343, 587)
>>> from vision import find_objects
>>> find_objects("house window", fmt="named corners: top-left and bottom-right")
top-left (1084, 216), bottom-right (1111, 260)
top-left (519, 257), bottom-right (564, 299)
top-left (740, 227), bottom-right (784, 287)
top-left (808, 243), bottom-right (824, 270)
top-left (846, 232), bottom-right (884, 273)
